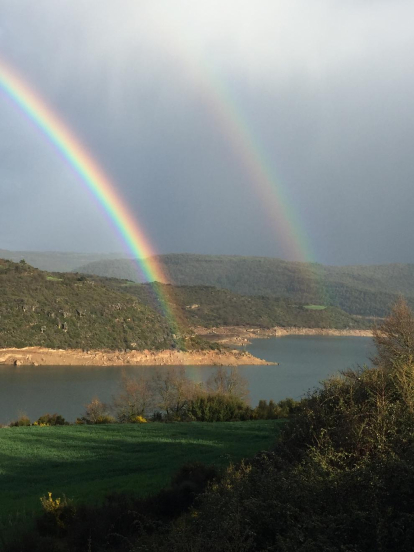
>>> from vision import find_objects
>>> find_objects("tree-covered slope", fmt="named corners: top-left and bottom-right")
top-left (75, 254), bottom-right (414, 317)
top-left (0, 260), bottom-right (185, 351)
top-left (102, 280), bottom-right (372, 330)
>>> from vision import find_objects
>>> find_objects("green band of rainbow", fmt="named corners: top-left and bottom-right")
top-left (0, 59), bottom-right (178, 324)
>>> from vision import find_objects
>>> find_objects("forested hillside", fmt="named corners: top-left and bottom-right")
top-left (75, 254), bottom-right (414, 317)
top-left (105, 280), bottom-right (371, 330)
top-left (0, 260), bottom-right (192, 351)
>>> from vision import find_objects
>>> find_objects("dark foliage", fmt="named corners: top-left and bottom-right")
top-left (36, 413), bottom-right (67, 426)
top-left (0, 259), bottom-right (209, 351)
top-left (4, 462), bottom-right (221, 552)
top-left (144, 301), bottom-right (414, 551)
top-left (187, 394), bottom-right (253, 422)
top-left (253, 397), bottom-right (300, 419)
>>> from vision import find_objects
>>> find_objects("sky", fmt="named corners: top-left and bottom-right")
top-left (1, 0), bottom-right (414, 265)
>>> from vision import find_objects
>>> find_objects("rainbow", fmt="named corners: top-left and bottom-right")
top-left (154, 18), bottom-right (314, 263)
top-left (0, 59), bottom-right (180, 325)
top-left (154, 20), bottom-right (325, 300)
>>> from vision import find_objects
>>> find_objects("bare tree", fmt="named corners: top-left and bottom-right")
top-left (113, 372), bottom-right (154, 422)
top-left (372, 297), bottom-right (414, 371)
top-left (82, 398), bottom-right (113, 424)
top-left (207, 367), bottom-right (249, 402)
top-left (151, 367), bottom-right (200, 420)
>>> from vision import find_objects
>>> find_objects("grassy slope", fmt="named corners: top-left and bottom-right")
top-left (106, 281), bottom-right (371, 329)
top-left (0, 421), bottom-right (280, 518)
top-left (75, 254), bottom-right (414, 317)
top-left (0, 259), bottom-right (194, 351)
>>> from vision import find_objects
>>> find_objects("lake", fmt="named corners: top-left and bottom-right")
top-left (0, 336), bottom-right (375, 424)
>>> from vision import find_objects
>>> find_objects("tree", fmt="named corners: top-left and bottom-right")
top-left (79, 398), bottom-right (113, 424)
top-left (372, 297), bottom-right (414, 370)
top-left (151, 367), bottom-right (199, 420)
top-left (206, 366), bottom-right (249, 402)
top-left (112, 372), bottom-right (154, 422)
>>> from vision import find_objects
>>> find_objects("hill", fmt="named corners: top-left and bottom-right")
top-left (0, 259), bottom-right (189, 351)
top-left (75, 254), bottom-right (414, 317)
top-left (0, 249), bottom-right (130, 273)
top-left (104, 280), bottom-right (371, 330)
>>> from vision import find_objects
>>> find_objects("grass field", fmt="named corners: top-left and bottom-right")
top-left (0, 421), bottom-right (281, 520)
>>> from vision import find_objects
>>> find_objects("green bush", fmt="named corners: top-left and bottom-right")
top-left (187, 393), bottom-right (252, 422)
top-left (254, 398), bottom-right (300, 419)
top-left (35, 413), bottom-right (67, 426)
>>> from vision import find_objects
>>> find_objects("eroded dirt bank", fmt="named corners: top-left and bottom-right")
top-left (0, 347), bottom-right (274, 367)
top-left (194, 326), bottom-right (373, 346)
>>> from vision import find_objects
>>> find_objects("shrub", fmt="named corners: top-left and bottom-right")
top-left (38, 492), bottom-right (75, 534)
top-left (77, 398), bottom-right (114, 424)
top-left (130, 415), bottom-right (147, 423)
top-left (187, 393), bottom-right (252, 422)
top-left (254, 397), bottom-right (300, 419)
top-left (10, 415), bottom-right (31, 427)
top-left (35, 413), bottom-right (67, 426)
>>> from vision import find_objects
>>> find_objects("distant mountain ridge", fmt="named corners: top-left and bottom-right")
top-left (2, 251), bottom-right (412, 318)
top-left (0, 249), bottom-right (131, 273)
top-left (74, 254), bottom-right (414, 317)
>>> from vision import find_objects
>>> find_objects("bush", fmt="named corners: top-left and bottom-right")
top-left (10, 415), bottom-right (31, 427)
top-left (35, 413), bottom-right (67, 426)
top-left (77, 398), bottom-right (114, 424)
top-left (254, 398), bottom-right (300, 419)
top-left (187, 393), bottom-right (252, 422)
top-left (130, 415), bottom-right (147, 423)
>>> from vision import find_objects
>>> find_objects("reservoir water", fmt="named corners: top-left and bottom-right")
top-left (0, 336), bottom-right (375, 424)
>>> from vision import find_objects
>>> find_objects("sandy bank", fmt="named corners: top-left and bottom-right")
top-left (0, 347), bottom-right (274, 367)
top-left (194, 326), bottom-right (373, 346)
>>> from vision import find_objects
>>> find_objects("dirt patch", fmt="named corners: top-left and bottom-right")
top-left (0, 347), bottom-right (274, 367)
top-left (194, 326), bottom-right (373, 346)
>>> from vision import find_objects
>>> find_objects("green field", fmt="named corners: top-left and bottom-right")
top-left (0, 421), bottom-right (280, 519)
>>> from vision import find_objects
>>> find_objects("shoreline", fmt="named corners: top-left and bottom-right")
top-left (0, 347), bottom-right (274, 367)
top-left (194, 326), bottom-right (373, 346)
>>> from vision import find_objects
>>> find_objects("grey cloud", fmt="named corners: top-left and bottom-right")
top-left (0, 1), bottom-right (414, 263)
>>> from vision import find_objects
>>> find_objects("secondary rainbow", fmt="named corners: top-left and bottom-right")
top-left (0, 59), bottom-right (177, 322)
top-left (155, 19), bottom-right (324, 299)
top-left (165, 28), bottom-right (314, 262)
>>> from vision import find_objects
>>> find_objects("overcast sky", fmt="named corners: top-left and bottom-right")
top-left (1, 1), bottom-right (414, 265)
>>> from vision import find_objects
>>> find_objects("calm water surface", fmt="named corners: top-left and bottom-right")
top-left (0, 336), bottom-right (375, 423)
